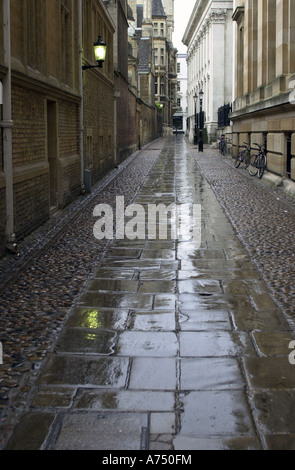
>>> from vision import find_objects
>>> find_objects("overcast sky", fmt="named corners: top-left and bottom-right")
top-left (173, 0), bottom-right (196, 53)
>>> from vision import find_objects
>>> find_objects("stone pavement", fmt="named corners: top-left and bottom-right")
top-left (4, 136), bottom-right (295, 451)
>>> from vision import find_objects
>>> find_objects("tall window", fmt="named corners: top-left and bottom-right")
top-left (27, 0), bottom-right (46, 74)
top-left (154, 48), bottom-right (159, 66)
top-left (160, 76), bottom-right (165, 95)
top-left (160, 48), bottom-right (164, 65)
top-left (60, 0), bottom-right (72, 86)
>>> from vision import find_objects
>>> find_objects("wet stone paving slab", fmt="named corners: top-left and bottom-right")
top-left (2, 136), bottom-right (295, 450)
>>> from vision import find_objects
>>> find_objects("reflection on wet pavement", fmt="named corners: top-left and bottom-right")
top-left (5, 136), bottom-right (295, 450)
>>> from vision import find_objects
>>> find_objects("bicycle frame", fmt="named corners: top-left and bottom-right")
top-left (235, 142), bottom-right (251, 169)
top-left (248, 143), bottom-right (267, 178)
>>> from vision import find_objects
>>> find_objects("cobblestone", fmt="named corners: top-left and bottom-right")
top-left (190, 147), bottom-right (295, 329)
top-left (1, 136), bottom-right (295, 450)
top-left (0, 142), bottom-right (161, 448)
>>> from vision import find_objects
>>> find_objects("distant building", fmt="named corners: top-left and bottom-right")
top-left (0, 0), bottom-right (115, 255)
top-left (127, 0), bottom-right (178, 135)
top-left (183, 0), bottom-right (234, 143)
top-left (0, 0), bottom-right (161, 257)
top-left (231, 0), bottom-right (295, 180)
top-left (173, 53), bottom-right (188, 133)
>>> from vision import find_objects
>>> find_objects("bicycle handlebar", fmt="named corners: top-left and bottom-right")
top-left (252, 143), bottom-right (268, 154)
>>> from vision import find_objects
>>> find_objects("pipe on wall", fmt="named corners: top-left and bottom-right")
top-left (2, 0), bottom-right (17, 254)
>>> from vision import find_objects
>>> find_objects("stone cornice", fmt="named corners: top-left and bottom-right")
top-left (186, 5), bottom-right (230, 55)
top-left (209, 8), bottom-right (228, 24)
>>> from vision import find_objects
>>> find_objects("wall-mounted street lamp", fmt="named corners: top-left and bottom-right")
top-left (198, 89), bottom-right (204, 152)
top-left (193, 93), bottom-right (198, 145)
top-left (82, 35), bottom-right (107, 71)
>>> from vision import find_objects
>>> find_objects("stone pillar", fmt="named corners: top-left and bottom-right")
top-left (210, 9), bottom-right (226, 125)
top-left (267, 133), bottom-right (286, 176)
top-left (289, 0), bottom-right (295, 72)
top-left (266, 0), bottom-right (276, 84)
top-left (257, 0), bottom-right (267, 88)
top-left (276, 0), bottom-right (289, 77)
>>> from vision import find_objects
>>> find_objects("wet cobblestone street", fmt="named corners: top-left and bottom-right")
top-left (191, 146), bottom-right (295, 326)
top-left (1, 136), bottom-right (295, 450)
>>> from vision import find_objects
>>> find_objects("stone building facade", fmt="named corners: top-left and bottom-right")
top-left (231, 0), bottom-right (295, 181)
top-left (0, 0), bottom-right (176, 257)
top-left (0, 0), bottom-right (117, 255)
top-left (183, 0), bottom-right (234, 143)
top-left (127, 0), bottom-right (177, 135)
top-left (173, 53), bottom-right (188, 134)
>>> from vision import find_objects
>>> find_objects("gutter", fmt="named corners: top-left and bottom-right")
top-left (2, 0), bottom-right (17, 254)
top-left (78, 0), bottom-right (85, 194)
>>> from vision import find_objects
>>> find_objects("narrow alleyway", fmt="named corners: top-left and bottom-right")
top-left (1, 136), bottom-right (295, 451)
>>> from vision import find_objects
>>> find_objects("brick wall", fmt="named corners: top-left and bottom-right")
top-left (58, 100), bottom-right (81, 207)
top-left (12, 85), bottom-right (46, 167)
top-left (117, 75), bottom-right (137, 162)
top-left (0, 186), bottom-right (5, 255)
top-left (14, 172), bottom-right (49, 241)
top-left (5, 84), bottom-right (81, 246)
top-left (83, 71), bottom-right (115, 183)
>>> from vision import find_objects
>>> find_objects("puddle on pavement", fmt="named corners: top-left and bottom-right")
top-left (86, 279), bottom-right (139, 293)
top-left (177, 390), bottom-right (256, 437)
top-left (128, 311), bottom-right (176, 331)
top-left (67, 308), bottom-right (129, 330)
top-left (117, 331), bottom-right (178, 357)
top-left (56, 328), bottom-right (117, 355)
top-left (137, 280), bottom-right (176, 293)
top-left (179, 309), bottom-right (231, 331)
top-left (73, 389), bottom-right (175, 411)
top-left (78, 292), bottom-right (153, 309)
top-left (37, 355), bottom-right (129, 387)
top-left (178, 279), bottom-right (222, 294)
top-left (180, 358), bottom-right (245, 390)
top-left (179, 331), bottom-right (255, 357)
top-left (128, 357), bottom-right (177, 390)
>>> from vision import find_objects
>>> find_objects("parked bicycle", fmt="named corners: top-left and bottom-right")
top-left (248, 143), bottom-right (267, 179)
top-left (219, 134), bottom-right (227, 155)
top-left (235, 142), bottom-right (251, 169)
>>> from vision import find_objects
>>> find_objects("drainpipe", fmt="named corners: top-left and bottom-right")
top-left (2, 0), bottom-right (17, 254)
top-left (78, 0), bottom-right (85, 194)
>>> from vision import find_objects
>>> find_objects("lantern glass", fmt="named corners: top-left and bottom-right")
top-left (94, 35), bottom-right (106, 63)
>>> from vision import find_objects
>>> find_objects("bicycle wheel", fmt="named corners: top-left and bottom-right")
top-left (235, 150), bottom-right (244, 168)
top-left (258, 155), bottom-right (267, 179)
top-left (248, 154), bottom-right (258, 176)
top-left (244, 150), bottom-right (251, 169)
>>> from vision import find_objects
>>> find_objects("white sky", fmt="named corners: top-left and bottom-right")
top-left (173, 0), bottom-right (196, 53)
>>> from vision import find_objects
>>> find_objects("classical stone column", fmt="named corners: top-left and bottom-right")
top-left (276, 0), bottom-right (289, 77)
